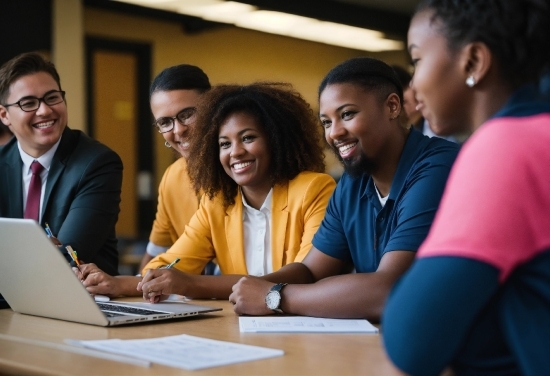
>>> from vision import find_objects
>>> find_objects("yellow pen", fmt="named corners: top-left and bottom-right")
top-left (65, 245), bottom-right (81, 266)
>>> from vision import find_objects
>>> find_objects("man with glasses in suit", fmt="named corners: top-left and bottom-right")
top-left (0, 52), bottom-right (123, 278)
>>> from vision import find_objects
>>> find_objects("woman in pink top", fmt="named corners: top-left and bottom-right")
top-left (383, 1), bottom-right (550, 375)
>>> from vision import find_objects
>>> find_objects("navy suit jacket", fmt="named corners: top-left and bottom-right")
top-left (0, 127), bottom-right (123, 275)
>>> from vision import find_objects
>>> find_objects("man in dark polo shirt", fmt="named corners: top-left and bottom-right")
top-left (229, 57), bottom-right (459, 320)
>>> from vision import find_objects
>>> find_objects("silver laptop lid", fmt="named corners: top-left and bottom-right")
top-left (0, 218), bottom-right (109, 326)
top-left (0, 218), bottom-right (221, 326)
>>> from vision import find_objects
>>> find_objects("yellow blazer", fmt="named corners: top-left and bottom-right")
top-left (145, 171), bottom-right (336, 275)
top-left (149, 158), bottom-right (199, 247)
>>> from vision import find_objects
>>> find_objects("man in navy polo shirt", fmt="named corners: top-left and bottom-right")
top-left (229, 57), bottom-right (459, 320)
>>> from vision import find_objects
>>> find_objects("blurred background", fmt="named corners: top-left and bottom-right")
top-left (1, 0), bottom-right (420, 271)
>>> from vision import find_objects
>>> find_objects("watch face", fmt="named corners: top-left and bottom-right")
top-left (265, 291), bottom-right (280, 310)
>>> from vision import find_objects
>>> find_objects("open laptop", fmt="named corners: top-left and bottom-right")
top-left (0, 218), bottom-right (221, 326)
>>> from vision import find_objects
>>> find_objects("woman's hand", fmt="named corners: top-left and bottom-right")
top-left (229, 276), bottom-right (275, 316)
top-left (138, 268), bottom-right (192, 303)
top-left (76, 263), bottom-right (123, 297)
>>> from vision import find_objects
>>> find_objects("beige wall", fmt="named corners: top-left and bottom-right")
top-left (53, 0), bottom-right (85, 132)
top-left (84, 7), bottom-right (410, 185)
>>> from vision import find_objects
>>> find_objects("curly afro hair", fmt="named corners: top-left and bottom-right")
top-left (187, 82), bottom-right (326, 207)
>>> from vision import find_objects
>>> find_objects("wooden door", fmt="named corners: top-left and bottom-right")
top-left (86, 38), bottom-right (154, 239)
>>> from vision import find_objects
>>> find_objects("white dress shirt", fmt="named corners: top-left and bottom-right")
top-left (242, 188), bottom-right (273, 276)
top-left (146, 242), bottom-right (170, 257)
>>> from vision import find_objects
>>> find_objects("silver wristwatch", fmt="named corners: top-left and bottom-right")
top-left (265, 283), bottom-right (288, 314)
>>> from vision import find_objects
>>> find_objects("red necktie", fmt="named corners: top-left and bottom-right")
top-left (24, 161), bottom-right (44, 222)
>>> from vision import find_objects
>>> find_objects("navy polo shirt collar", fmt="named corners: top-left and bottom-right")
top-left (389, 128), bottom-right (423, 200)
top-left (492, 84), bottom-right (550, 119)
top-left (362, 128), bottom-right (423, 202)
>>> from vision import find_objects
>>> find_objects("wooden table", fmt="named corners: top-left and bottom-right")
top-left (0, 299), bottom-right (403, 376)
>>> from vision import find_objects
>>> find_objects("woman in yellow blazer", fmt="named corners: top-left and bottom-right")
top-left (79, 82), bottom-right (335, 301)
top-left (146, 170), bottom-right (334, 275)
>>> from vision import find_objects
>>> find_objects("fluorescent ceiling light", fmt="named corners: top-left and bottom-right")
top-left (235, 11), bottom-right (316, 35)
top-left (113, 0), bottom-right (404, 51)
top-left (179, 1), bottom-right (256, 23)
top-left (293, 22), bottom-right (403, 52)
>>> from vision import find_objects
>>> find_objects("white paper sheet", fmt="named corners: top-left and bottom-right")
top-left (239, 316), bottom-right (379, 333)
top-left (68, 334), bottom-right (283, 370)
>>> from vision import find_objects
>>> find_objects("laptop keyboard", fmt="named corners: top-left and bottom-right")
top-left (97, 302), bottom-right (168, 317)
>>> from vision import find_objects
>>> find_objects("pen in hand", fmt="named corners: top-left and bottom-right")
top-left (45, 222), bottom-right (62, 246)
top-left (66, 245), bottom-right (82, 274)
top-left (66, 245), bottom-right (81, 266)
top-left (44, 222), bottom-right (54, 237)
top-left (161, 258), bottom-right (180, 269)
top-left (137, 258), bottom-right (181, 299)
top-left (143, 258), bottom-right (181, 303)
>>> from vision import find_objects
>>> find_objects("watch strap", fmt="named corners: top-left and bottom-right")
top-left (271, 283), bottom-right (287, 293)
top-left (269, 283), bottom-right (287, 314)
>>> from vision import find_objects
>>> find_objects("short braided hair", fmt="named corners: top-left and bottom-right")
top-left (416, 0), bottom-right (550, 88)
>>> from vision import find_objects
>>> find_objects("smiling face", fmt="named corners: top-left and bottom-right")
top-left (408, 10), bottom-right (472, 135)
top-left (0, 72), bottom-right (67, 158)
top-left (218, 111), bottom-right (272, 197)
top-left (150, 89), bottom-right (202, 159)
top-left (319, 82), bottom-right (396, 176)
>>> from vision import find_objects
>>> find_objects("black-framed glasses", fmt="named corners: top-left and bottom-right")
top-left (153, 107), bottom-right (197, 133)
top-left (2, 90), bottom-right (66, 112)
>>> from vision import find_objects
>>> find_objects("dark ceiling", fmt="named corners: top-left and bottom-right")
top-left (86, 0), bottom-right (421, 40)
top-left (235, 0), bottom-right (420, 39)
top-left (333, 0), bottom-right (420, 15)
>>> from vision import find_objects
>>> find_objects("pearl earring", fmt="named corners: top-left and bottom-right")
top-left (466, 76), bottom-right (476, 88)
top-left (164, 141), bottom-right (171, 148)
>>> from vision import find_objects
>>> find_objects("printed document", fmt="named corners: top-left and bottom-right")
top-left (68, 334), bottom-right (283, 370)
top-left (239, 316), bottom-right (379, 333)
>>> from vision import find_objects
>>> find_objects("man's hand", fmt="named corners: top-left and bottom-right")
top-left (138, 268), bottom-right (191, 303)
top-left (76, 263), bottom-right (122, 297)
top-left (48, 235), bottom-right (62, 247)
top-left (229, 276), bottom-right (276, 316)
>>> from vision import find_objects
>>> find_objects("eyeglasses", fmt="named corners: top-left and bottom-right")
top-left (153, 107), bottom-right (197, 133)
top-left (2, 90), bottom-right (66, 112)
